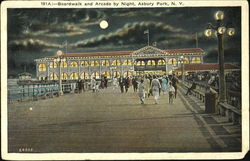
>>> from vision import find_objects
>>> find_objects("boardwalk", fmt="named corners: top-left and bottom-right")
top-left (8, 86), bottom-right (241, 153)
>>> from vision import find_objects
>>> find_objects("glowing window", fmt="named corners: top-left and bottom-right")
top-left (184, 58), bottom-right (189, 64)
top-left (136, 61), bottom-right (145, 66)
top-left (50, 62), bottom-right (57, 68)
top-left (147, 60), bottom-right (156, 66)
top-left (70, 73), bottom-right (79, 80)
top-left (123, 59), bottom-right (132, 65)
top-left (80, 72), bottom-right (90, 79)
top-left (192, 57), bottom-right (201, 64)
top-left (38, 64), bottom-right (46, 71)
top-left (157, 60), bottom-right (166, 65)
top-left (102, 72), bottom-right (111, 78)
top-left (61, 73), bottom-right (68, 80)
top-left (113, 71), bottom-right (121, 77)
top-left (70, 61), bottom-right (78, 67)
top-left (102, 60), bottom-right (110, 66)
top-left (38, 76), bottom-right (46, 80)
top-left (91, 72), bottom-right (100, 79)
top-left (124, 71), bottom-right (132, 77)
top-left (50, 73), bottom-right (58, 80)
top-left (81, 61), bottom-right (89, 67)
top-left (61, 62), bottom-right (67, 68)
top-left (91, 60), bottom-right (100, 66)
top-left (112, 60), bottom-right (121, 66)
top-left (168, 58), bottom-right (177, 65)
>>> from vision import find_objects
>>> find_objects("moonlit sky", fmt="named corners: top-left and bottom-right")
top-left (7, 7), bottom-right (241, 77)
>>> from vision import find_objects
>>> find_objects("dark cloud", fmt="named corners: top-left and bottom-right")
top-left (71, 21), bottom-right (188, 48)
top-left (7, 7), bottom-right (242, 76)
top-left (9, 38), bottom-right (60, 52)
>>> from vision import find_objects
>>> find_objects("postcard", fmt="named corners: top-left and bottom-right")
top-left (1, 0), bottom-right (249, 160)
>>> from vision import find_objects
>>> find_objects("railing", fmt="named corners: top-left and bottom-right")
top-left (8, 85), bottom-right (59, 103)
top-left (182, 80), bottom-right (241, 124)
top-left (134, 66), bottom-right (165, 71)
top-left (218, 102), bottom-right (241, 125)
top-left (185, 80), bottom-right (241, 109)
top-left (182, 81), bottom-right (206, 103)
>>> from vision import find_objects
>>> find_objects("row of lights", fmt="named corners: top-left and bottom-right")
top-left (204, 11), bottom-right (235, 37)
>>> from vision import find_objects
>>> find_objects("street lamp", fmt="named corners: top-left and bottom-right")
top-left (204, 10), bottom-right (235, 103)
top-left (179, 56), bottom-right (185, 81)
top-left (54, 50), bottom-right (66, 96)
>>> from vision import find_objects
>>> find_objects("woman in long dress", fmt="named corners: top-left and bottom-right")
top-left (151, 75), bottom-right (161, 104)
top-left (138, 79), bottom-right (146, 104)
top-left (161, 76), bottom-right (169, 95)
top-left (112, 77), bottom-right (118, 90)
top-left (144, 76), bottom-right (151, 98)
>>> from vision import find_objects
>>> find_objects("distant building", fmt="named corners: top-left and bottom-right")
top-left (35, 46), bottom-right (205, 80)
top-left (18, 72), bottom-right (32, 80)
top-left (174, 63), bottom-right (240, 75)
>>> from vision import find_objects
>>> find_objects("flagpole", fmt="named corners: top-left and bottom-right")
top-left (195, 32), bottom-right (198, 48)
top-left (66, 40), bottom-right (68, 55)
top-left (148, 30), bottom-right (150, 46)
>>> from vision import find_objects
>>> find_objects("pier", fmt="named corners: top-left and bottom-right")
top-left (8, 83), bottom-right (241, 153)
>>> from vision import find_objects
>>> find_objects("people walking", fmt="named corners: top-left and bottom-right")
top-left (168, 82), bottom-right (175, 104)
top-left (104, 76), bottom-right (108, 88)
top-left (90, 77), bottom-right (96, 92)
top-left (171, 74), bottom-right (179, 98)
top-left (161, 76), bottom-right (169, 95)
top-left (145, 75), bottom-right (151, 98)
top-left (138, 79), bottom-right (146, 104)
top-left (112, 76), bottom-right (118, 90)
top-left (158, 76), bottom-right (162, 96)
top-left (118, 76), bottom-right (125, 93)
top-left (151, 75), bottom-right (161, 104)
top-left (124, 76), bottom-right (130, 93)
top-left (186, 80), bottom-right (196, 95)
top-left (77, 79), bottom-right (82, 93)
top-left (132, 76), bottom-right (138, 92)
top-left (100, 76), bottom-right (105, 89)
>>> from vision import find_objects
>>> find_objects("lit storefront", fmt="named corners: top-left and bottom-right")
top-left (35, 46), bottom-right (205, 80)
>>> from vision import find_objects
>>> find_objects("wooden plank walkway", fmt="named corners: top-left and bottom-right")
top-left (8, 86), bottom-right (241, 153)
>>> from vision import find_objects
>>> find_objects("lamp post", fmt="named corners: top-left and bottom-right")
top-left (54, 50), bottom-right (66, 96)
top-left (204, 11), bottom-right (235, 103)
top-left (179, 56), bottom-right (185, 81)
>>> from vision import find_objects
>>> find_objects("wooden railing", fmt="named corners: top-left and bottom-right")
top-left (8, 85), bottom-right (59, 103)
top-left (185, 80), bottom-right (241, 109)
top-left (181, 80), bottom-right (241, 124)
top-left (218, 102), bottom-right (241, 125)
top-left (182, 82), bottom-right (206, 103)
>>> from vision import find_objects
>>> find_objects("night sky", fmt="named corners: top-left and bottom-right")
top-left (7, 7), bottom-right (241, 77)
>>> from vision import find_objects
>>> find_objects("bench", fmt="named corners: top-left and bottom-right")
top-left (219, 102), bottom-right (241, 125)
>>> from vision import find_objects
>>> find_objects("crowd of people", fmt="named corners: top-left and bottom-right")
top-left (76, 70), bottom-right (241, 107)
top-left (185, 70), bottom-right (241, 108)
top-left (111, 74), bottom-right (180, 104)
top-left (77, 73), bottom-right (180, 105)
top-left (185, 71), bottom-right (241, 93)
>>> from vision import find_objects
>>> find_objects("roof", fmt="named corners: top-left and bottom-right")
top-left (175, 63), bottom-right (240, 71)
top-left (164, 48), bottom-right (204, 54)
top-left (58, 50), bottom-right (133, 57)
top-left (18, 72), bottom-right (32, 76)
top-left (46, 47), bottom-right (205, 58)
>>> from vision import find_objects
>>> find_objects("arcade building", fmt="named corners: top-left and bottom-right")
top-left (35, 46), bottom-right (205, 80)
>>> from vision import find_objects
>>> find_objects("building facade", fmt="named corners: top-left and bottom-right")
top-left (35, 46), bottom-right (205, 80)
